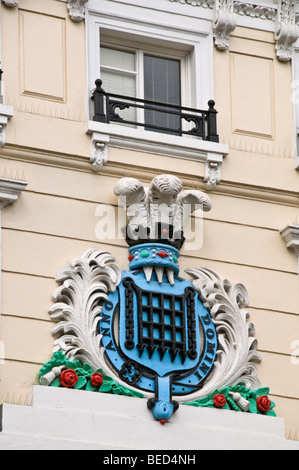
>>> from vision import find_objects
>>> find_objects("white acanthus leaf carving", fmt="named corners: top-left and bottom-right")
top-left (49, 248), bottom-right (154, 396)
top-left (178, 268), bottom-right (262, 402)
top-left (213, 0), bottom-right (237, 50)
top-left (275, 0), bottom-right (299, 61)
top-left (67, 0), bottom-right (88, 22)
top-left (50, 249), bottom-right (121, 371)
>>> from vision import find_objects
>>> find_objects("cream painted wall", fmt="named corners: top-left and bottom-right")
top-left (0, 0), bottom-right (298, 443)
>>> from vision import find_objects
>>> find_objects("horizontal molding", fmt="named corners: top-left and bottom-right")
top-left (1, 144), bottom-right (299, 206)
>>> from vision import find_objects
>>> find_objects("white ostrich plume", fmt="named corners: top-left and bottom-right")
top-left (113, 174), bottom-right (212, 243)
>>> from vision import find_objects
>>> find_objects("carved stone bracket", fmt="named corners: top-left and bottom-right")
top-left (280, 224), bottom-right (299, 276)
top-left (0, 175), bottom-right (27, 209)
top-left (0, 104), bottom-right (13, 149)
top-left (90, 132), bottom-right (109, 172)
top-left (275, 0), bottom-right (299, 62)
top-left (213, 0), bottom-right (237, 50)
top-left (1, 0), bottom-right (19, 6)
top-left (67, 0), bottom-right (88, 22)
top-left (204, 153), bottom-right (223, 190)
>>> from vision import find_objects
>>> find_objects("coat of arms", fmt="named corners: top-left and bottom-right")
top-left (39, 175), bottom-right (275, 422)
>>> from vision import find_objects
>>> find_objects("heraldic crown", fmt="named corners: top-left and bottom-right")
top-left (41, 173), bottom-right (266, 424)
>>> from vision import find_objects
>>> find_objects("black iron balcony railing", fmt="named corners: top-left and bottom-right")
top-left (91, 79), bottom-right (219, 143)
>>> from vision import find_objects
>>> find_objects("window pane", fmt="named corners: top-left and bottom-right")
top-left (100, 47), bottom-right (136, 72)
top-left (101, 70), bottom-right (136, 123)
top-left (100, 47), bottom-right (137, 124)
top-left (144, 55), bottom-right (181, 134)
top-left (101, 70), bottom-right (136, 97)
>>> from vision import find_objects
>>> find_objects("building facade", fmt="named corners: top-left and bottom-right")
top-left (0, 0), bottom-right (299, 449)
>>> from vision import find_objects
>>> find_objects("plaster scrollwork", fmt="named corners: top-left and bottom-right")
top-left (50, 249), bottom-right (123, 376)
top-left (183, 268), bottom-right (262, 399)
top-left (275, 0), bottom-right (299, 61)
top-left (168, 0), bottom-right (214, 6)
top-left (233, 2), bottom-right (276, 20)
top-left (213, 0), bottom-right (237, 50)
top-left (67, 0), bottom-right (88, 22)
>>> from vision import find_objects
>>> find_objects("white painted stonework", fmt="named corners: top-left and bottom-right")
top-left (0, 386), bottom-right (298, 450)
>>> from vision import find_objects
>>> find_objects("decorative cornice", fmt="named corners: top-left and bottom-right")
top-left (170, 0), bottom-right (299, 60)
top-left (3, 0), bottom-right (299, 59)
top-left (168, 0), bottom-right (214, 7)
top-left (233, 2), bottom-right (276, 20)
top-left (169, 0), bottom-right (277, 19)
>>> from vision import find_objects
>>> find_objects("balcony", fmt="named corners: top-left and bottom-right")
top-left (91, 79), bottom-right (219, 143)
top-left (87, 80), bottom-right (228, 190)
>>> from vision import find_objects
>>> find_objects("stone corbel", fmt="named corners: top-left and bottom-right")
top-left (67, 0), bottom-right (88, 22)
top-left (90, 132), bottom-right (109, 172)
top-left (0, 104), bottom-right (13, 149)
top-left (1, 0), bottom-right (19, 6)
top-left (213, 0), bottom-right (237, 51)
top-left (275, 0), bottom-right (299, 61)
top-left (280, 224), bottom-right (299, 275)
top-left (204, 153), bottom-right (223, 190)
top-left (0, 175), bottom-right (27, 209)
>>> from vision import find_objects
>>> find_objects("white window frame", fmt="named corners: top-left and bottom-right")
top-left (85, 0), bottom-right (228, 189)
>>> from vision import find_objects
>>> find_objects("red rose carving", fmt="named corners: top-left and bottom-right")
top-left (256, 395), bottom-right (271, 413)
top-left (90, 372), bottom-right (104, 387)
top-left (60, 369), bottom-right (78, 388)
top-left (213, 394), bottom-right (226, 408)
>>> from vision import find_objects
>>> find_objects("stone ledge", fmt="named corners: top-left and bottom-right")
top-left (0, 386), bottom-right (299, 450)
